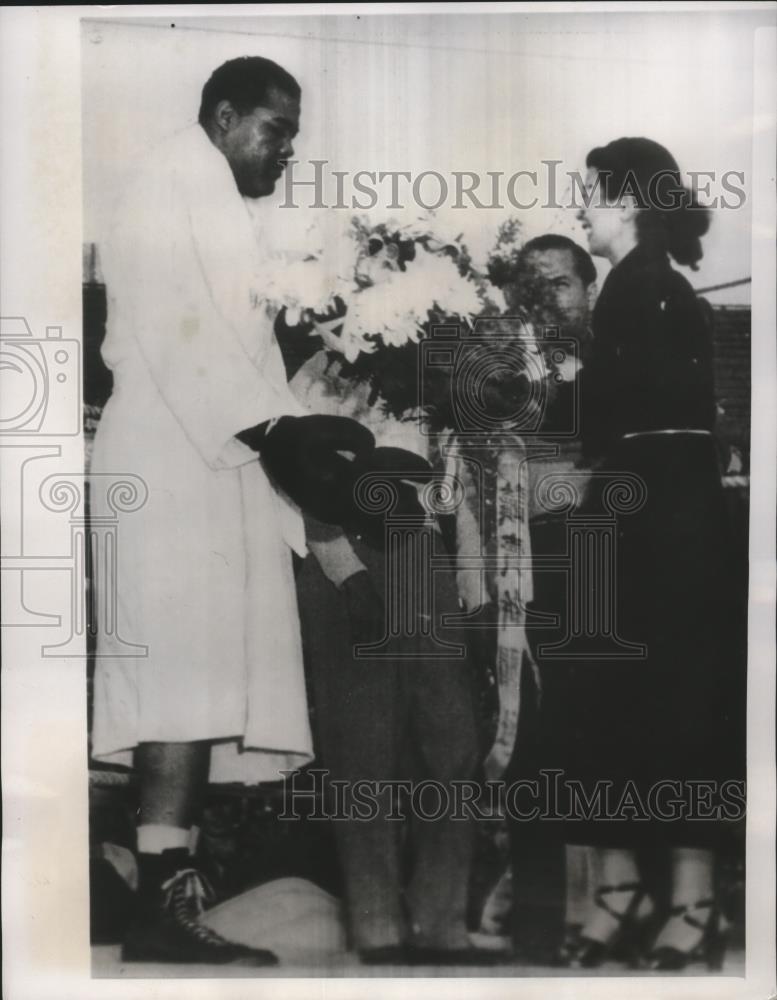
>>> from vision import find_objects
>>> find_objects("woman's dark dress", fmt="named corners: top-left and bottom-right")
top-left (517, 243), bottom-right (745, 848)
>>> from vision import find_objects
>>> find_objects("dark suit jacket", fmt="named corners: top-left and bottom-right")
top-left (580, 243), bottom-right (716, 464)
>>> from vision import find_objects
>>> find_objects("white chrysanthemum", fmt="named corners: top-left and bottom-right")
top-left (263, 249), bottom-right (359, 323)
top-left (263, 258), bottom-right (329, 322)
top-left (482, 283), bottom-right (508, 313)
top-left (263, 211), bottom-right (501, 360)
top-left (345, 277), bottom-right (419, 349)
top-left (400, 247), bottom-right (482, 320)
top-left (326, 319), bottom-right (379, 363)
top-left (389, 211), bottom-right (464, 248)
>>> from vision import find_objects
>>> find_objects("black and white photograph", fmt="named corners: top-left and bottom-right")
top-left (2, 4), bottom-right (776, 999)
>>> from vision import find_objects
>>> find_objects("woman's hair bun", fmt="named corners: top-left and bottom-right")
top-left (586, 137), bottom-right (711, 269)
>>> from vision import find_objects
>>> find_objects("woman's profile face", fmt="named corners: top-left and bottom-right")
top-left (577, 167), bottom-right (624, 259)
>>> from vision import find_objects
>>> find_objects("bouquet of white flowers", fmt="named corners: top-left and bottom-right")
top-left (268, 213), bottom-right (556, 430)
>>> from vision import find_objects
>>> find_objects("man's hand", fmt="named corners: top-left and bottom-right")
top-left (341, 569), bottom-right (385, 647)
top-left (238, 415), bottom-right (375, 524)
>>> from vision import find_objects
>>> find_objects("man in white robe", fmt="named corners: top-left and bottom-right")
top-left (90, 56), bottom-right (374, 965)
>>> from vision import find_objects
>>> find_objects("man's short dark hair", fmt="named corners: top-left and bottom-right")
top-left (522, 234), bottom-right (597, 287)
top-left (199, 56), bottom-right (301, 125)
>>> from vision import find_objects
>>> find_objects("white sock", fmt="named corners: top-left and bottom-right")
top-left (137, 823), bottom-right (192, 855)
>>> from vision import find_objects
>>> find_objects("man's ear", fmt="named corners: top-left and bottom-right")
top-left (212, 99), bottom-right (238, 135)
top-left (586, 281), bottom-right (598, 311)
top-left (619, 194), bottom-right (639, 224)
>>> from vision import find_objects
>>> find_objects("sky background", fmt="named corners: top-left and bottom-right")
top-left (82, 10), bottom-right (767, 303)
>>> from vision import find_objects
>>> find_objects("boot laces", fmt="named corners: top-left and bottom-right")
top-left (160, 868), bottom-right (237, 949)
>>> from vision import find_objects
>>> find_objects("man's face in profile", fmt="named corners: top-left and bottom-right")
top-left (526, 248), bottom-right (595, 337)
top-left (221, 87), bottom-right (300, 198)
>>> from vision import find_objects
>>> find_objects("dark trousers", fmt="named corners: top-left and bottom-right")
top-left (297, 537), bottom-right (479, 950)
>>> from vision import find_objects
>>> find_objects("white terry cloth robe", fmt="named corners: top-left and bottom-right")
top-left (90, 124), bottom-right (313, 783)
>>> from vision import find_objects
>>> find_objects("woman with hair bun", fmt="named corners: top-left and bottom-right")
top-left (552, 137), bottom-right (743, 970)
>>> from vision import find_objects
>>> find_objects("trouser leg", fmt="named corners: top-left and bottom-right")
top-left (299, 554), bottom-right (405, 950)
top-left (403, 568), bottom-right (479, 949)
